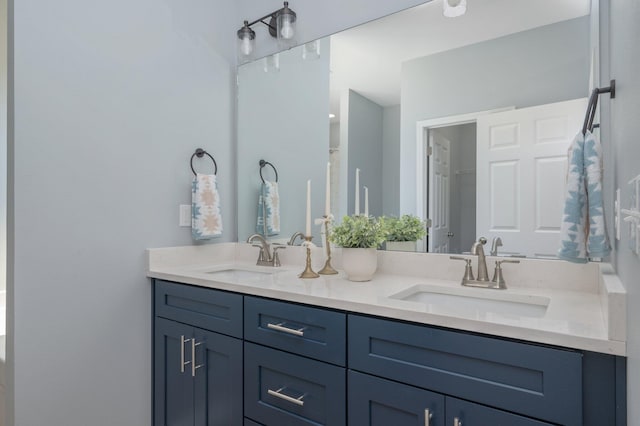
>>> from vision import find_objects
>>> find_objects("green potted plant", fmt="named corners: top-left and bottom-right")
top-left (329, 215), bottom-right (388, 281)
top-left (382, 215), bottom-right (427, 252)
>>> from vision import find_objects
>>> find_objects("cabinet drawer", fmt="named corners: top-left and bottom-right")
top-left (447, 397), bottom-right (553, 426)
top-left (155, 280), bottom-right (242, 338)
top-left (244, 419), bottom-right (263, 426)
top-left (349, 315), bottom-right (582, 426)
top-left (349, 370), bottom-right (445, 426)
top-left (244, 342), bottom-right (346, 426)
top-left (244, 296), bottom-right (346, 365)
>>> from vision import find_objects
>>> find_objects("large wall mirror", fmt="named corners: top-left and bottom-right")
top-left (237, 0), bottom-right (595, 258)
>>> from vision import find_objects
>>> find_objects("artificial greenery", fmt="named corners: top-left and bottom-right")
top-left (381, 215), bottom-right (427, 242)
top-left (329, 215), bottom-right (388, 248)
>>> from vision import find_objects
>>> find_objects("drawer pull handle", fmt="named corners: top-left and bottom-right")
top-left (191, 339), bottom-right (204, 377)
top-left (180, 335), bottom-right (191, 373)
top-left (267, 322), bottom-right (305, 337)
top-left (267, 387), bottom-right (305, 406)
top-left (424, 408), bottom-right (432, 426)
top-left (454, 417), bottom-right (462, 426)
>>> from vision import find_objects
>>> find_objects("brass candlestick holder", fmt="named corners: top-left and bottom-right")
top-left (299, 236), bottom-right (320, 279)
top-left (318, 216), bottom-right (338, 275)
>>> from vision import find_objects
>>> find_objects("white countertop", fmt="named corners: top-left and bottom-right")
top-left (146, 243), bottom-right (626, 356)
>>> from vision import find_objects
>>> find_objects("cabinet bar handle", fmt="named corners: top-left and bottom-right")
top-left (267, 322), bottom-right (305, 336)
top-left (454, 417), bottom-right (462, 426)
top-left (267, 387), bottom-right (305, 406)
top-left (191, 339), bottom-right (204, 377)
top-left (424, 409), bottom-right (432, 426)
top-left (180, 335), bottom-right (191, 373)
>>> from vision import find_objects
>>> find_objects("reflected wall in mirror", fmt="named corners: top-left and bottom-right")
top-left (237, 0), bottom-right (595, 257)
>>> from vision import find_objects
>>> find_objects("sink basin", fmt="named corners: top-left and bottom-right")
top-left (204, 267), bottom-right (278, 282)
top-left (389, 284), bottom-right (549, 318)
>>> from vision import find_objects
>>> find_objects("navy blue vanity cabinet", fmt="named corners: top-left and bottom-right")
top-left (348, 314), bottom-right (582, 426)
top-left (243, 296), bottom-right (347, 426)
top-left (154, 280), bottom-right (243, 426)
top-left (349, 370), bottom-right (445, 426)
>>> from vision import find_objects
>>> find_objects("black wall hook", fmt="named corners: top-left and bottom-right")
top-left (190, 148), bottom-right (217, 176)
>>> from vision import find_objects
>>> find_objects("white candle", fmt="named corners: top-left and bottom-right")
top-left (364, 186), bottom-right (369, 217)
top-left (355, 168), bottom-right (360, 215)
top-left (306, 180), bottom-right (311, 236)
top-left (325, 162), bottom-right (331, 216)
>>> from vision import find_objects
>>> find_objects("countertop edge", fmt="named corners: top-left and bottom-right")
top-left (147, 270), bottom-right (626, 357)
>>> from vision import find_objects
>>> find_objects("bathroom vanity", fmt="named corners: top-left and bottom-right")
top-left (148, 243), bottom-right (626, 426)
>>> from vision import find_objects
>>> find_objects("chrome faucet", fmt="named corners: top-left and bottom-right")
top-left (247, 234), bottom-right (285, 267)
top-left (450, 237), bottom-right (519, 289)
top-left (490, 237), bottom-right (503, 256)
top-left (288, 231), bottom-right (305, 246)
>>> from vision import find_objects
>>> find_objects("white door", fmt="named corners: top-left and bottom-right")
top-left (428, 131), bottom-right (451, 253)
top-left (476, 98), bottom-right (588, 258)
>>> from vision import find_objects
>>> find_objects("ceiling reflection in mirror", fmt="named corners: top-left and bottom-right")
top-left (237, 0), bottom-right (594, 258)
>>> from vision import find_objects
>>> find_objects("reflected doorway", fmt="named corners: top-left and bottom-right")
top-left (427, 123), bottom-right (477, 254)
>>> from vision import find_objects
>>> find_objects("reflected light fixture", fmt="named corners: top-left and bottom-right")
top-left (237, 2), bottom-right (297, 62)
top-left (443, 0), bottom-right (467, 18)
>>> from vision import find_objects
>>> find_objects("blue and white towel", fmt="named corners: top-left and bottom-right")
top-left (256, 181), bottom-right (280, 236)
top-left (192, 174), bottom-right (223, 240)
top-left (558, 131), bottom-right (610, 262)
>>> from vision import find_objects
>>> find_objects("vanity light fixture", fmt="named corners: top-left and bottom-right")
top-left (443, 0), bottom-right (467, 18)
top-left (237, 2), bottom-right (297, 61)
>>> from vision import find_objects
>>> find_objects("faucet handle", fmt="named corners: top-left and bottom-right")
top-left (450, 256), bottom-right (475, 281)
top-left (272, 244), bottom-right (286, 267)
top-left (491, 259), bottom-right (520, 288)
top-left (478, 237), bottom-right (487, 245)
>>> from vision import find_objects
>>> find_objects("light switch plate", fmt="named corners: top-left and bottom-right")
top-left (179, 205), bottom-right (191, 227)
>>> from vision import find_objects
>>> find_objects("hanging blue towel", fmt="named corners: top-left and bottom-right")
top-left (584, 130), bottom-right (611, 258)
top-left (256, 181), bottom-right (280, 236)
top-left (192, 174), bottom-right (223, 240)
top-left (558, 130), bottom-right (610, 262)
top-left (558, 132), bottom-right (588, 262)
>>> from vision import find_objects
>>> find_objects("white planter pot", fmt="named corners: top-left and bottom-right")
top-left (386, 241), bottom-right (418, 252)
top-left (341, 248), bottom-right (378, 282)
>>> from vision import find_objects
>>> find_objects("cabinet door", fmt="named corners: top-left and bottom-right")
top-left (446, 397), bottom-right (553, 426)
top-left (349, 371), bottom-right (444, 426)
top-left (155, 317), bottom-right (196, 426)
top-left (193, 327), bottom-right (243, 426)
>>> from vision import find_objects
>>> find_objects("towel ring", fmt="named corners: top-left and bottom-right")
top-left (259, 159), bottom-right (278, 183)
top-left (191, 148), bottom-right (217, 176)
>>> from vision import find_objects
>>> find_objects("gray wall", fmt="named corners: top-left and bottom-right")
top-left (237, 38), bottom-right (330, 242)
top-left (399, 16), bottom-right (591, 213)
top-left (382, 105), bottom-right (401, 216)
top-left (606, 0), bottom-right (640, 423)
top-left (8, 0), bottom-right (238, 424)
top-left (346, 90), bottom-right (383, 217)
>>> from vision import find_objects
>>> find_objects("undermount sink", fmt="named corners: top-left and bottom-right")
top-left (389, 284), bottom-right (550, 318)
top-left (204, 267), bottom-right (278, 282)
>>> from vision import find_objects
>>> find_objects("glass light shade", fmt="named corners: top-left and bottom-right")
top-left (443, 0), bottom-right (467, 18)
top-left (276, 2), bottom-right (296, 49)
top-left (237, 22), bottom-right (255, 61)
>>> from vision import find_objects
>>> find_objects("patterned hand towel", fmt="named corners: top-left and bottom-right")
top-left (584, 131), bottom-right (611, 258)
top-left (256, 181), bottom-right (280, 236)
top-left (558, 130), bottom-right (610, 262)
top-left (192, 174), bottom-right (223, 240)
top-left (558, 132), bottom-right (588, 262)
